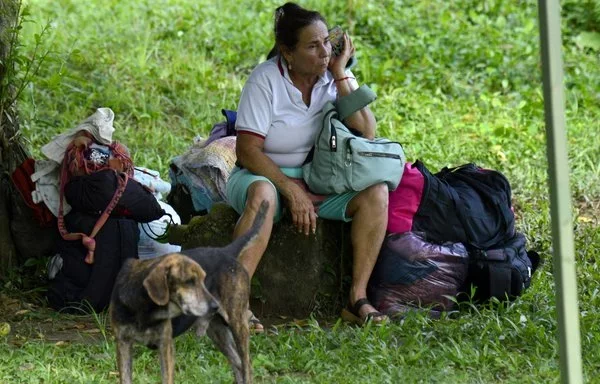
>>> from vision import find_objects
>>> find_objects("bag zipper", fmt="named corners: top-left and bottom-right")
top-left (357, 151), bottom-right (403, 159)
top-left (346, 138), bottom-right (403, 159)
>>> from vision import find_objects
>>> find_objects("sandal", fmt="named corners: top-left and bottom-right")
top-left (341, 298), bottom-right (388, 326)
top-left (247, 310), bottom-right (265, 334)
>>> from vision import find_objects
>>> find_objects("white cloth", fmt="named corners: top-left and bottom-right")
top-left (235, 56), bottom-right (355, 168)
top-left (30, 159), bottom-right (71, 216)
top-left (32, 108), bottom-right (117, 217)
top-left (41, 107), bottom-right (116, 163)
top-left (133, 167), bottom-right (171, 201)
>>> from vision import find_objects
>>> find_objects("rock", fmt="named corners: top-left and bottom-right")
top-left (168, 203), bottom-right (352, 320)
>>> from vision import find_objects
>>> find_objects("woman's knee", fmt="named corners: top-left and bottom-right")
top-left (347, 183), bottom-right (388, 218)
top-left (245, 181), bottom-right (277, 212)
top-left (362, 183), bottom-right (389, 211)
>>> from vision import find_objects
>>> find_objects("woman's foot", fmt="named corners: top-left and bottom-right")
top-left (247, 310), bottom-right (264, 334)
top-left (341, 298), bottom-right (388, 326)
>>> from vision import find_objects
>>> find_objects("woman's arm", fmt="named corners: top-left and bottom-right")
top-left (329, 34), bottom-right (377, 139)
top-left (236, 133), bottom-right (317, 235)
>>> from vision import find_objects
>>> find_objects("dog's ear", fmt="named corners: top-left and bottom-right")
top-left (143, 256), bottom-right (174, 306)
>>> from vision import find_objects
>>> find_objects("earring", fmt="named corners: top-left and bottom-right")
top-left (288, 63), bottom-right (292, 70)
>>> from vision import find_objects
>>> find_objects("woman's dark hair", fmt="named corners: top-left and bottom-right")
top-left (266, 2), bottom-right (327, 59)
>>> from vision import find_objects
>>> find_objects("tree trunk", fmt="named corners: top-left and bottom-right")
top-left (0, 0), bottom-right (25, 278)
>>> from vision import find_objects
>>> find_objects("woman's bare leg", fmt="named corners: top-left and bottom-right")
top-left (345, 183), bottom-right (389, 320)
top-left (231, 181), bottom-right (277, 332)
top-left (233, 181), bottom-right (277, 278)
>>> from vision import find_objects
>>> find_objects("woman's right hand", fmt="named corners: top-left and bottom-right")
top-left (282, 181), bottom-right (317, 236)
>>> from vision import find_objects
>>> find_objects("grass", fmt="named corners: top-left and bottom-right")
top-left (1, 0), bottom-right (599, 382)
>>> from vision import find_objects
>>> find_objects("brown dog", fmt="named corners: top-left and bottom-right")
top-left (109, 253), bottom-right (220, 384)
top-left (110, 200), bottom-right (268, 384)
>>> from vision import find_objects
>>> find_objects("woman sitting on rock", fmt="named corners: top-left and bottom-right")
top-left (226, 2), bottom-right (389, 330)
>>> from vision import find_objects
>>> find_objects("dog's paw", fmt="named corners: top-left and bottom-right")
top-left (194, 318), bottom-right (210, 337)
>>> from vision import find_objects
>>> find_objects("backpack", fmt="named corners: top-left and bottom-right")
top-left (435, 163), bottom-right (515, 249)
top-left (465, 232), bottom-right (540, 301)
top-left (387, 161), bottom-right (540, 302)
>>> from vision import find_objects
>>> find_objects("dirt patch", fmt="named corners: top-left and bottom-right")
top-left (0, 292), bottom-right (107, 347)
top-left (575, 196), bottom-right (600, 226)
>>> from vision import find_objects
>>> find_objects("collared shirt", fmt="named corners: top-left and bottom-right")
top-left (236, 55), bottom-right (353, 167)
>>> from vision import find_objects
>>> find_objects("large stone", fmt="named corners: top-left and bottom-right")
top-left (168, 203), bottom-right (352, 320)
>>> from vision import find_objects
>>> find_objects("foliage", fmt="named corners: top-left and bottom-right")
top-left (1, 0), bottom-right (598, 382)
top-left (0, 0), bottom-right (50, 168)
top-left (562, 0), bottom-right (600, 35)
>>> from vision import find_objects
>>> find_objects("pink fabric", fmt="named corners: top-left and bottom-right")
top-left (387, 162), bottom-right (425, 233)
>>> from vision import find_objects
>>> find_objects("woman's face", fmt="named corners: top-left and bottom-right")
top-left (284, 20), bottom-right (331, 77)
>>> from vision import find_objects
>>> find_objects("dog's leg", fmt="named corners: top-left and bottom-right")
top-left (207, 317), bottom-right (247, 383)
top-left (230, 309), bottom-right (252, 384)
top-left (158, 324), bottom-right (175, 384)
top-left (116, 339), bottom-right (133, 384)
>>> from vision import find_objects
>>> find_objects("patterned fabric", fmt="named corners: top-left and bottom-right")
top-left (169, 136), bottom-right (237, 212)
top-left (64, 132), bottom-right (133, 179)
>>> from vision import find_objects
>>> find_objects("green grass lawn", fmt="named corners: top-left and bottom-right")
top-left (1, 0), bottom-right (599, 382)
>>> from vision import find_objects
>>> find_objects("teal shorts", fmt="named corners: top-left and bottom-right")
top-left (226, 167), bottom-right (359, 223)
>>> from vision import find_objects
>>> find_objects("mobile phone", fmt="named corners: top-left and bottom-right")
top-left (328, 26), bottom-right (357, 69)
top-left (328, 26), bottom-right (345, 56)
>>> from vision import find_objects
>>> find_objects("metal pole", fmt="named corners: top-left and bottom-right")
top-left (537, 0), bottom-right (583, 383)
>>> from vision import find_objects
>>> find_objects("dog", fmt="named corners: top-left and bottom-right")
top-left (110, 200), bottom-right (268, 384)
top-left (171, 200), bottom-right (269, 384)
top-left (109, 252), bottom-right (220, 384)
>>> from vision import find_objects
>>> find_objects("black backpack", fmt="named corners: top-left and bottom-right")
top-left (465, 232), bottom-right (540, 301)
top-left (411, 161), bottom-right (540, 301)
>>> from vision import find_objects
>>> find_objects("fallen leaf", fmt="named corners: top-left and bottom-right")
top-left (577, 216), bottom-right (593, 223)
top-left (20, 363), bottom-right (35, 371)
top-left (91, 353), bottom-right (111, 360)
top-left (0, 322), bottom-right (10, 337)
top-left (15, 309), bottom-right (30, 316)
top-left (55, 341), bottom-right (67, 346)
top-left (82, 328), bottom-right (101, 334)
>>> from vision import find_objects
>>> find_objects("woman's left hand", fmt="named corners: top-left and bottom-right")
top-left (329, 33), bottom-right (355, 76)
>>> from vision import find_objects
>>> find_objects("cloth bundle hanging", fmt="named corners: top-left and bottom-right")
top-left (57, 134), bottom-right (134, 264)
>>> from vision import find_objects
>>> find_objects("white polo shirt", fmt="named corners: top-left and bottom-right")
top-left (236, 55), bottom-right (353, 168)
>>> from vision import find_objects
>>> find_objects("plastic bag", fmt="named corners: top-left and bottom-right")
top-left (368, 232), bottom-right (469, 314)
top-left (137, 201), bottom-right (181, 259)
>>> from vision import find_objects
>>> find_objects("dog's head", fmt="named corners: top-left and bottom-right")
top-left (143, 253), bottom-right (219, 317)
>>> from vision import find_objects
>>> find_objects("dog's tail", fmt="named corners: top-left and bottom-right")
top-left (225, 200), bottom-right (269, 258)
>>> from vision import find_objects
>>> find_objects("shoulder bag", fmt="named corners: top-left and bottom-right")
top-left (303, 85), bottom-right (405, 195)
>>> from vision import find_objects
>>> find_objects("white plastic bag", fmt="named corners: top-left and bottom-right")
top-left (138, 201), bottom-right (181, 259)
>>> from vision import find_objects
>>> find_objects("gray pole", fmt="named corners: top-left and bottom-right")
top-left (537, 0), bottom-right (583, 383)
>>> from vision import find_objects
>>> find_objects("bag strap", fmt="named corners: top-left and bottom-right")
top-left (221, 109), bottom-right (237, 136)
top-left (485, 263), bottom-right (513, 299)
top-left (335, 85), bottom-right (377, 121)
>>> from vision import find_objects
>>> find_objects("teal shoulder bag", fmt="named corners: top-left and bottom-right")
top-left (302, 85), bottom-right (405, 195)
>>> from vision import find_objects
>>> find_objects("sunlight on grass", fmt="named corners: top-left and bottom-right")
top-left (3, 0), bottom-right (599, 382)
